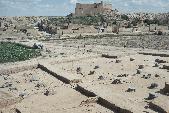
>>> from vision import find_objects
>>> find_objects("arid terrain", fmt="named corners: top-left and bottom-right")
top-left (0, 35), bottom-right (169, 113)
top-left (0, 0), bottom-right (169, 112)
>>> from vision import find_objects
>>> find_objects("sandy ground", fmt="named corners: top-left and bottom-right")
top-left (50, 53), bottom-right (169, 112)
top-left (0, 69), bottom-right (112, 113)
top-left (1, 37), bottom-right (169, 113)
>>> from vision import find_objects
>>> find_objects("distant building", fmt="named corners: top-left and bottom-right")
top-left (149, 24), bottom-right (158, 32)
top-left (74, 1), bottom-right (113, 16)
top-left (0, 20), bottom-right (4, 29)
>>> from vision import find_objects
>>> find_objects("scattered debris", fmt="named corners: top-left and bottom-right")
top-left (117, 74), bottom-right (129, 77)
top-left (15, 108), bottom-right (21, 113)
top-left (60, 53), bottom-right (64, 55)
top-left (44, 89), bottom-right (50, 96)
top-left (88, 71), bottom-right (95, 75)
top-left (98, 76), bottom-right (104, 80)
top-left (9, 87), bottom-right (18, 91)
top-left (87, 49), bottom-right (92, 52)
top-left (35, 82), bottom-right (46, 88)
top-left (94, 65), bottom-right (99, 69)
top-left (153, 63), bottom-right (159, 67)
top-left (30, 76), bottom-right (39, 82)
top-left (70, 79), bottom-right (82, 84)
top-left (160, 82), bottom-right (169, 96)
top-left (130, 58), bottom-right (135, 61)
top-left (136, 69), bottom-right (141, 74)
top-left (148, 83), bottom-right (158, 89)
top-left (126, 87), bottom-right (136, 92)
top-left (162, 65), bottom-right (169, 70)
top-left (0, 82), bottom-right (12, 88)
top-left (142, 74), bottom-right (151, 79)
top-left (33, 43), bottom-right (43, 49)
top-left (3, 108), bottom-right (22, 113)
top-left (76, 67), bottom-right (82, 74)
top-left (19, 92), bottom-right (27, 98)
top-left (115, 60), bottom-right (121, 63)
top-left (147, 74), bottom-right (152, 78)
top-left (44, 89), bottom-right (55, 96)
top-left (3, 75), bottom-right (9, 80)
top-left (155, 74), bottom-right (160, 77)
top-left (80, 97), bottom-right (98, 106)
top-left (155, 59), bottom-right (167, 64)
top-left (102, 54), bottom-right (118, 59)
top-left (111, 79), bottom-right (122, 84)
top-left (138, 65), bottom-right (144, 69)
top-left (46, 49), bottom-right (51, 53)
top-left (145, 92), bottom-right (158, 100)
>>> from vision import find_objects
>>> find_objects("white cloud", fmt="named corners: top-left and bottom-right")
top-left (124, 3), bottom-right (129, 7)
top-left (70, 0), bottom-right (78, 4)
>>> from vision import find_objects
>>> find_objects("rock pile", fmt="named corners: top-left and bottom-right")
top-left (138, 65), bottom-right (144, 69)
top-left (112, 79), bottom-right (122, 84)
top-left (126, 87), bottom-right (136, 92)
top-left (160, 82), bottom-right (169, 96)
top-left (148, 83), bottom-right (158, 89)
top-left (155, 59), bottom-right (167, 64)
top-left (98, 76), bottom-right (104, 80)
top-left (146, 92), bottom-right (158, 100)
top-left (130, 58), bottom-right (135, 61)
top-left (88, 71), bottom-right (95, 75)
top-left (142, 74), bottom-right (151, 79)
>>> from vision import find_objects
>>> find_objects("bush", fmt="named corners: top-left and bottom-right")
top-left (121, 14), bottom-right (129, 20)
top-left (0, 42), bottom-right (41, 63)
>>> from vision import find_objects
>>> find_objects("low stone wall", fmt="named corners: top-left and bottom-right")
top-left (76, 84), bottom-right (97, 97)
top-left (0, 64), bottom-right (38, 75)
top-left (98, 97), bottom-right (132, 113)
top-left (138, 52), bottom-right (169, 57)
top-left (163, 65), bottom-right (169, 70)
top-left (149, 102), bottom-right (167, 113)
top-left (38, 63), bottom-right (81, 84)
top-left (38, 64), bottom-right (70, 84)
top-left (0, 97), bottom-right (22, 109)
top-left (102, 54), bottom-right (118, 59)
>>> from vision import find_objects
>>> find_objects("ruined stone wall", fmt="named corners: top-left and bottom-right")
top-left (149, 24), bottom-right (168, 31)
top-left (75, 3), bottom-right (103, 16)
top-left (57, 25), bottom-right (98, 34)
top-left (103, 4), bottom-right (112, 10)
top-left (157, 26), bottom-right (168, 31)
top-left (105, 26), bottom-right (112, 33)
top-left (75, 2), bottom-right (112, 16)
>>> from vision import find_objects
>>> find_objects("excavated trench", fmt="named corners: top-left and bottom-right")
top-left (1, 57), bottom-right (168, 113)
top-left (38, 64), bottom-right (134, 113)
top-left (0, 62), bottom-right (133, 113)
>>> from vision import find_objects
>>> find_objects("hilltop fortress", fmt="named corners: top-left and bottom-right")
top-left (74, 1), bottom-right (114, 16)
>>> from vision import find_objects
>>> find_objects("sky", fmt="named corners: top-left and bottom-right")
top-left (0, 0), bottom-right (169, 16)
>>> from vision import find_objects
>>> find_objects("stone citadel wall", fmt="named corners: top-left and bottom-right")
top-left (75, 1), bottom-right (112, 16)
